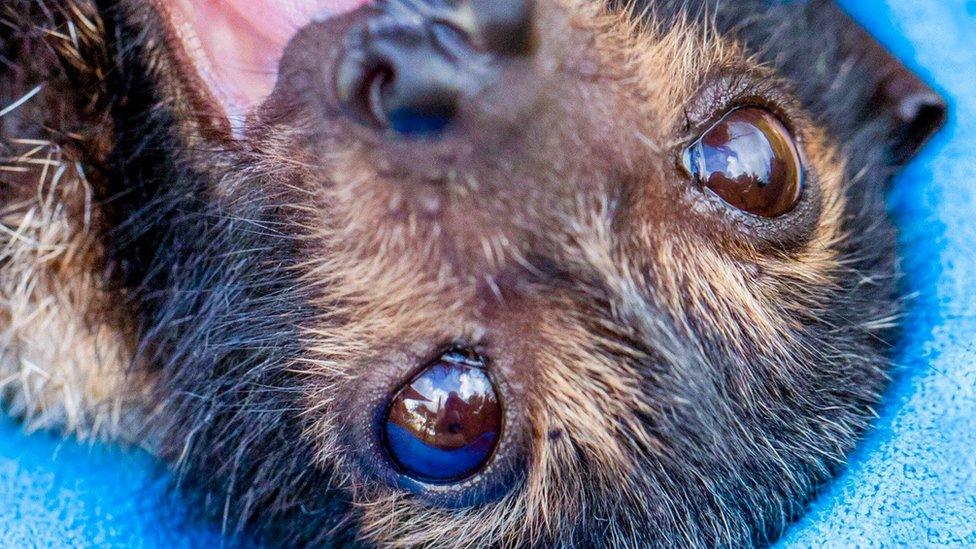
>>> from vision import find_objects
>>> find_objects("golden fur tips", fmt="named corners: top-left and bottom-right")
top-left (0, 0), bottom-right (945, 547)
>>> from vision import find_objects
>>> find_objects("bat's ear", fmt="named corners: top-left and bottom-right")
top-left (828, 3), bottom-right (947, 164)
top-left (879, 68), bottom-right (947, 163)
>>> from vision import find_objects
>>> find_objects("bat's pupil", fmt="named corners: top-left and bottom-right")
top-left (383, 350), bottom-right (502, 483)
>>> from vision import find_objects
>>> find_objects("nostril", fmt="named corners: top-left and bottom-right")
top-left (380, 56), bottom-right (461, 136)
top-left (383, 349), bottom-right (502, 483)
top-left (335, 27), bottom-right (463, 137)
top-left (335, 57), bottom-right (394, 128)
top-left (332, 0), bottom-right (537, 138)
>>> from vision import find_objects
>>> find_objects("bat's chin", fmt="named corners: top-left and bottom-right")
top-left (153, 0), bottom-right (373, 131)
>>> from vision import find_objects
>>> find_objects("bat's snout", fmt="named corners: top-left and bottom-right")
top-left (333, 0), bottom-right (538, 136)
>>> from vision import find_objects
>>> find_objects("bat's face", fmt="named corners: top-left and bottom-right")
top-left (99, 0), bottom-right (944, 545)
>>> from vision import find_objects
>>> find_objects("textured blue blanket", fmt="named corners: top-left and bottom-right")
top-left (782, 0), bottom-right (976, 546)
top-left (1, 0), bottom-right (974, 546)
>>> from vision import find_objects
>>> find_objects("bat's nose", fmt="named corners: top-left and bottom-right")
top-left (461, 0), bottom-right (536, 56)
top-left (334, 0), bottom-right (536, 136)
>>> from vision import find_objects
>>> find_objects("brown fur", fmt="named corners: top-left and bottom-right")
top-left (271, 5), bottom-right (878, 546)
top-left (0, 0), bottom-right (151, 440)
top-left (0, 0), bottom-right (942, 546)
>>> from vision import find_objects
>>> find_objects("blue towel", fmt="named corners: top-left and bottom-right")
top-left (781, 0), bottom-right (976, 546)
top-left (0, 417), bottom-right (227, 547)
top-left (1, 1), bottom-right (974, 546)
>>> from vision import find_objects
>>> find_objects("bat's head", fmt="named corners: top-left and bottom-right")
top-left (102, 0), bottom-right (945, 545)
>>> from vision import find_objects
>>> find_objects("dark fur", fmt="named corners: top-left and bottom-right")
top-left (1, 0), bottom-right (944, 547)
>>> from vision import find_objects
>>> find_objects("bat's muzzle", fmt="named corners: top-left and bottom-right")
top-left (333, 0), bottom-right (537, 136)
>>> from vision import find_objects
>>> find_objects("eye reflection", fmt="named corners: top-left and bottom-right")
top-left (684, 107), bottom-right (803, 218)
top-left (384, 351), bottom-right (502, 483)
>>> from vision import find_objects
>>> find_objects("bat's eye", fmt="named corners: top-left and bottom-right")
top-left (683, 107), bottom-right (803, 218)
top-left (383, 350), bottom-right (502, 483)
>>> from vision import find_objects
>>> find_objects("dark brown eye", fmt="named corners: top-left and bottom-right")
top-left (684, 107), bottom-right (803, 218)
top-left (383, 350), bottom-right (502, 483)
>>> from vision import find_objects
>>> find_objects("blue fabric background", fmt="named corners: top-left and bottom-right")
top-left (782, 0), bottom-right (976, 545)
top-left (1, 0), bottom-right (974, 546)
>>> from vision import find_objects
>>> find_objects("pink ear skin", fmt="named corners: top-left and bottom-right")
top-left (156, 0), bottom-right (374, 132)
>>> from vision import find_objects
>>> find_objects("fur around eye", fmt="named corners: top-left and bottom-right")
top-left (1, 0), bottom-right (949, 547)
